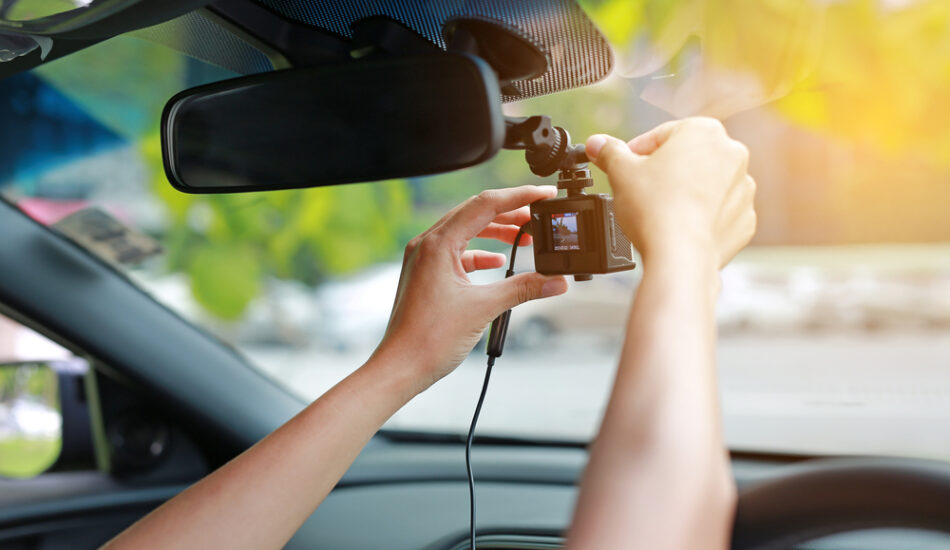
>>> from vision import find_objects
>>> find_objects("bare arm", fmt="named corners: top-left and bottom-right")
top-left (103, 185), bottom-right (568, 550)
top-left (568, 119), bottom-right (756, 550)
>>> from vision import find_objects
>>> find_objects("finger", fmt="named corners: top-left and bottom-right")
top-left (476, 223), bottom-right (534, 246)
top-left (480, 272), bottom-right (568, 312)
top-left (443, 185), bottom-right (557, 241)
top-left (415, 185), bottom-right (520, 241)
top-left (723, 174), bottom-right (756, 218)
top-left (719, 209), bottom-right (757, 269)
top-left (460, 250), bottom-right (506, 273)
top-left (492, 205), bottom-right (532, 226)
top-left (743, 174), bottom-right (757, 201)
top-left (436, 203), bottom-right (532, 246)
top-left (415, 200), bottom-right (469, 241)
top-left (584, 134), bottom-right (641, 178)
top-left (626, 120), bottom-right (682, 155)
top-left (730, 139), bottom-right (751, 175)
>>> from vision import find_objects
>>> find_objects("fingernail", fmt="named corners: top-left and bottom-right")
top-left (585, 134), bottom-right (607, 159)
top-left (541, 278), bottom-right (567, 298)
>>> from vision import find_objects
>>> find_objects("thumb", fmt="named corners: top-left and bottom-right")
top-left (585, 134), bottom-right (640, 177)
top-left (485, 272), bottom-right (568, 312)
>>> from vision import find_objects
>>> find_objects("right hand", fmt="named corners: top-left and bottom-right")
top-left (584, 117), bottom-right (756, 268)
top-left (374, 186), bottom-right (568, 393)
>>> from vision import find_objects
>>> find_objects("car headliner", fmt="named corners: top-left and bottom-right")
top-left (1, 0), bottom-right (614, 102)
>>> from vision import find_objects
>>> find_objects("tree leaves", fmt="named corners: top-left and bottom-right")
top-left (186, 243), bottom-right (261, 320)
top-left (145, 129), bottom-right (418, 319)
top-left (581, 0), bottom-right (950, 161)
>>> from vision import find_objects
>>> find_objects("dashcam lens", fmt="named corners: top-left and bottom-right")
top-left (551, 212), bottom-right (580, 251)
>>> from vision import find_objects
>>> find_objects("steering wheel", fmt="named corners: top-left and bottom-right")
top-left (732, 457), bottom-right (950, 549)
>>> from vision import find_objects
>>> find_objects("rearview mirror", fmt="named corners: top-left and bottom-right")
top-left (162, 53), bottom-right (505, 193)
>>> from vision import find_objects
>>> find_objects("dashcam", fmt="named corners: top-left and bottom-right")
top-left (504, 116), bottom-right (636, 281)
top-left (531, 186), bottom-right (635, 281)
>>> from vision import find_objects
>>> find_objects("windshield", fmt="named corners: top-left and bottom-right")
top-left (3, 0), bottom-right (950, 459)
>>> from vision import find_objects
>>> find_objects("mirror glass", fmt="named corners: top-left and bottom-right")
top-left (1, 0), bottom-right (85, 22)
top-left (0, 0), bottom-right (137, 28)
top-left (0, 361), bottom-right (61, 478)
top-left (162, 53), bottom-right (505, 193)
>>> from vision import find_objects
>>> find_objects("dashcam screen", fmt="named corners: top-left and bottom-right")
top-left (551, 212), bottom-right (581, 251)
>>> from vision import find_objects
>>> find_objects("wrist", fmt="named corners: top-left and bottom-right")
top-left (640, 235), bottom-right (716, 274)
top-left (639, 237), bottom-right (720, 299)
top-left (635, 209), bottom-right (714, 260)
top-left (308, 344), bottom-right (422, 440)
top-left (363, 341), bottom-right (430, 403)
top-left (368, 335), bottom-right (444, 398)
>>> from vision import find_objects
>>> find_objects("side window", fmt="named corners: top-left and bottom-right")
top-left (0, 312), bottom-right (87, 478)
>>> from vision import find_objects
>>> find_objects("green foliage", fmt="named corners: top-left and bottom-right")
top-left (142, 134), bottom-right (419, 318)
top-left (4, 0), bottom-right (76, 21)
top-left (581, 0), bottom-right (950, 162)
top-left (187, 243), bottom-right (261, 320)
top-left (0, 363), bottom-right (56, 405)
top-left (772, 0), bottom-right (950, 162)
top-left (0, 437), bottom-right (61, 479)
top-left (0, 371), bottom-right (13, 405)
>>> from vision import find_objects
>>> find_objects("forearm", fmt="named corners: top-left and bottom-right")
top-left (103, 346), bottom-right (420, 550)
top-left (567, 247), bottom-right (735, 550)
top-left (102, 184), bottom-right (568, 550)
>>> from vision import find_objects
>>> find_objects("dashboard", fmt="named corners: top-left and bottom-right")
top-left (285, 441), bottom-right (950, 549)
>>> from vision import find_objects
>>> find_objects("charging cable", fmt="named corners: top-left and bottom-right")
top-left (466, 223), bottom-right (529, 550)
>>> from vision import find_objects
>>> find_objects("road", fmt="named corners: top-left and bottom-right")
top-left (246, 331), bottom-right (950, 460)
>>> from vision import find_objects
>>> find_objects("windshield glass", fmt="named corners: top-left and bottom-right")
top-left (3, 0), bottom-right (950, 459)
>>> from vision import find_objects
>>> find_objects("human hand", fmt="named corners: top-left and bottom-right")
top-left (374, 186), bottom-right (569, 393)
top-left (585, 117), bottom-right (756, 268)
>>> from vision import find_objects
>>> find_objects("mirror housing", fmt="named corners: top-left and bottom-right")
top-left (161, 53), bottom-right (505, 193)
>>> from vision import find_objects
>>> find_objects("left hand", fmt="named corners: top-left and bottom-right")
top-left (585, 119), bottom-right (755, 270)
top-left (374, 185), bottom-right (569, 393)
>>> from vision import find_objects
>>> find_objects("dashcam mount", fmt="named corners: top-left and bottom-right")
top-left (503, 115), bottom-right (589, 177)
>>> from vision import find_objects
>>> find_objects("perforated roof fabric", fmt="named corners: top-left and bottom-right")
top-left (253, 0), bottom-right (613, 101)
top-left (134, 11), bottom-right (275, 75)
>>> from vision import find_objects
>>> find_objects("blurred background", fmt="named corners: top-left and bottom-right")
top-left (2, 0), bottom-right (950, 476)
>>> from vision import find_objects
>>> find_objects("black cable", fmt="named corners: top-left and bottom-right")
top-left (465, 354), bottom-right (494, 550)
top-left (506, 223), bottom-right (529, 275)
top-left (466, 223), bottom-right (529, 550)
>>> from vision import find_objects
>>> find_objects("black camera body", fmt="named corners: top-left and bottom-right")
top-left (530, 169), bottom-right (636, 281)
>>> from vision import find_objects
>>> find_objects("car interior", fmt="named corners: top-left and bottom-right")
top-left (3, 1), bottom-right (950, 549)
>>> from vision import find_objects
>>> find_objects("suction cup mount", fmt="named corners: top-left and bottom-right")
top-left (350, 16), bottom-right (440, 58)
top-left (442, 15), bottom-right (549, 96)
